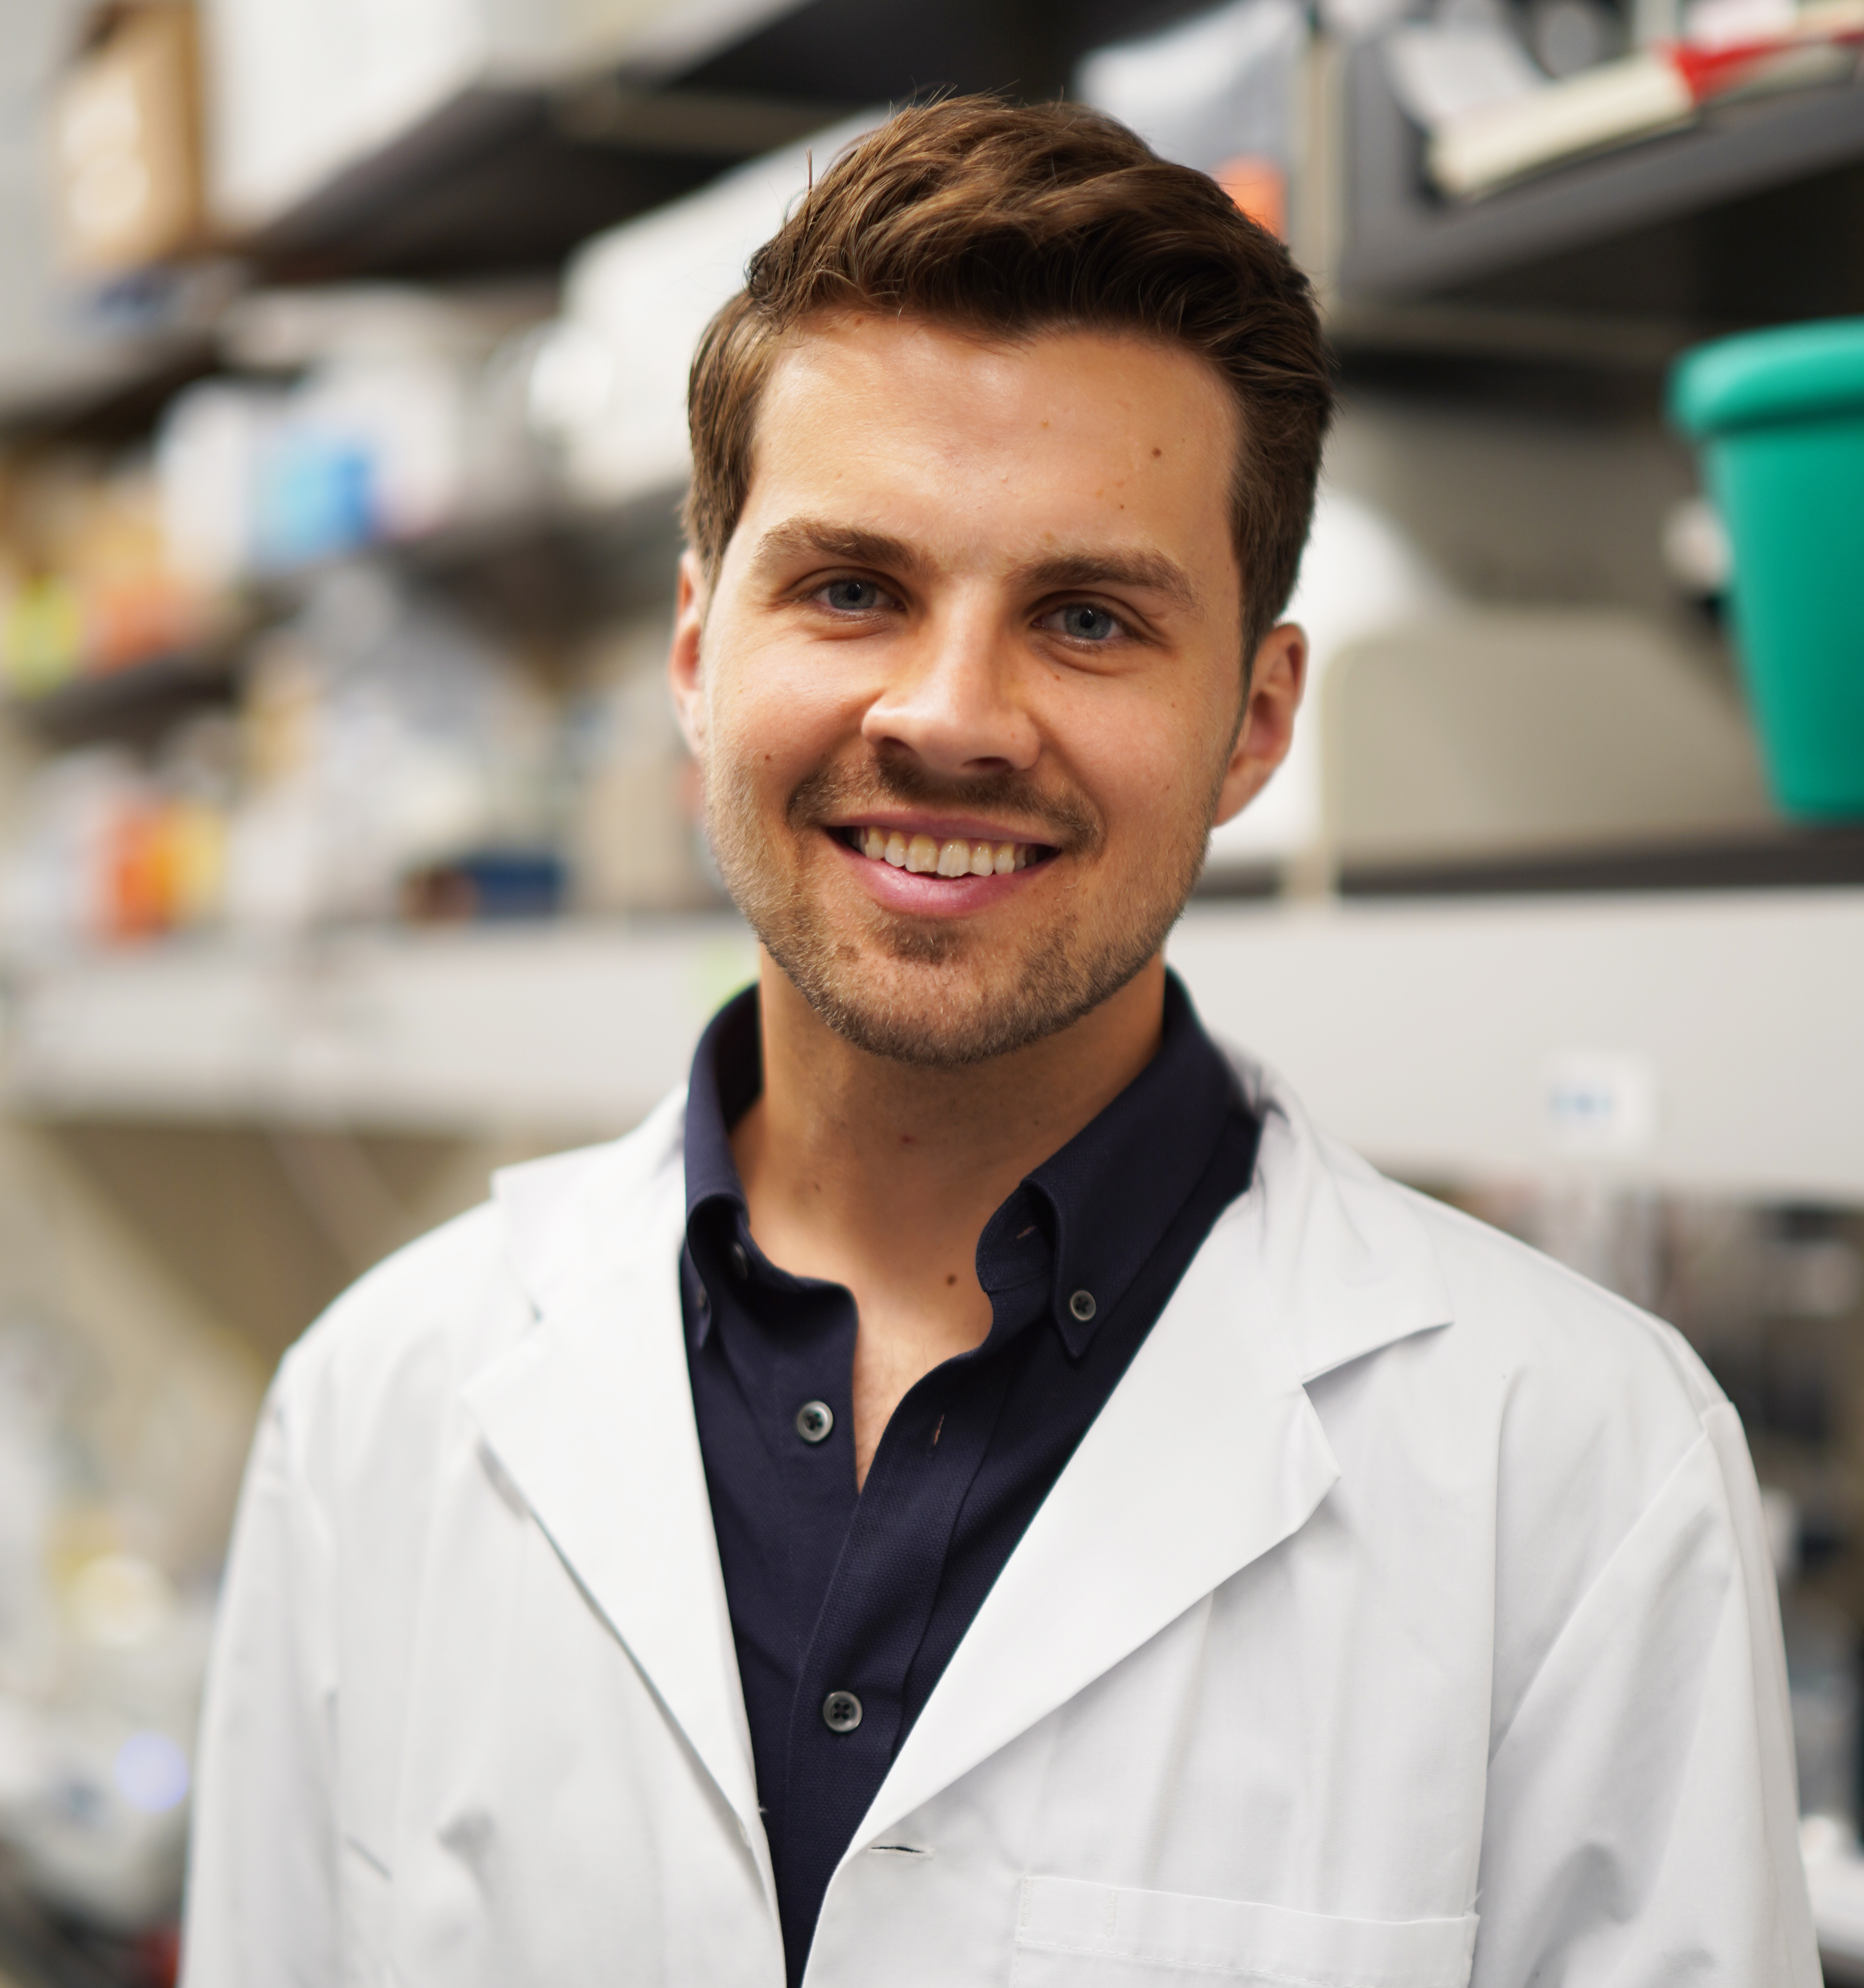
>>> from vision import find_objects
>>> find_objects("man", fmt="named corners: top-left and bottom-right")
top-left (185, 100), bottom-right (1816, 1986)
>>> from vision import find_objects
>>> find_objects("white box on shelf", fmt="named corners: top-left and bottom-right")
top-left (553, 109), bottom-right (878, 505)
top-left (199, 0), bottom-right (800, 233)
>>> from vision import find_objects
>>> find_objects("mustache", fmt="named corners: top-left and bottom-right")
top-left (787, 755), bottom-right (1102, 850)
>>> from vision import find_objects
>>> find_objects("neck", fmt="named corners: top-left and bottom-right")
top-left (738, 954), bottom-right (1166, 1257)
top-left (729, 954), bottom-right (1167, 1483)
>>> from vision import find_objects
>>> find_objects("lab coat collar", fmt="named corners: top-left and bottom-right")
top-left (1224, 1046), bottom-right (1456, 1386)
top-left (466, 1047), bottom-right (1453, 1890)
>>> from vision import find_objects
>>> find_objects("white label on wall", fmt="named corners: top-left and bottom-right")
top-left (1544, 1051), bottom-right (1659, 1153)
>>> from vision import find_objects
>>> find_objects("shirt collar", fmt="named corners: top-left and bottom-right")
top-left (684, 982), bottom-right (761, 1229)
top-left (980, 970), bottom-right (1245, 1355)
top-left (682, 971), bottom-right (1249, 1358)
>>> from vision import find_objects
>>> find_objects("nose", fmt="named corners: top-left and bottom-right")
top-left (860, 597), bottom-right (1040, 778)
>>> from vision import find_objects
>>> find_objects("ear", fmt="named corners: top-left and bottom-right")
top-left (1212, 622), bottom-right (1306, 827)
top-left (669, 549), bottom-right (708, 757)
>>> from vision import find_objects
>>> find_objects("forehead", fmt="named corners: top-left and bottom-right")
top-left (734, 314), bottom-right (1241, 587)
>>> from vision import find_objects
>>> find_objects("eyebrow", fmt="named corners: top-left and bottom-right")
top-left (749, 518), bottom-right (929, 583)
top-left (1012, 550), bottom-right (1202, 617)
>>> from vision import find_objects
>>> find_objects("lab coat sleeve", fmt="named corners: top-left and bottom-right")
top-left (1472, 1403), bottom-right (1819, 1986)
top-left (182, 1360), bottom-right (341, 1988)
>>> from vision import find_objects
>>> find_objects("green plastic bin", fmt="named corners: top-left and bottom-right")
top-left (1670, 317), bottom-right (1864, 820)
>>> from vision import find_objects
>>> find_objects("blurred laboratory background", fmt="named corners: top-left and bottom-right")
top-left (0, 0), bottom-right (1861, 1978)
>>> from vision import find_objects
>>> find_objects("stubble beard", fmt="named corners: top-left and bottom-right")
top-left (706, 750), bottom-right (1219, 1068)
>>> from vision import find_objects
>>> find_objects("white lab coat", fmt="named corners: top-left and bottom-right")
top-left (183, 1052), bottom-right (1818, 1988)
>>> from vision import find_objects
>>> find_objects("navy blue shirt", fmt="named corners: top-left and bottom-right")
top-left (681, 972), bottom-right (1259, 1985)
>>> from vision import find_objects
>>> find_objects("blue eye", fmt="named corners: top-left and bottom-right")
top-left (822, 579), bottom-right (885, 611)
top-left (1055, 604), bottom-right (1121, 642)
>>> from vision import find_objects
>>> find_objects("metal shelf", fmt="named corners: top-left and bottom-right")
top-left (0, 918), bottom-right (756, 1139)
top-left (0, 0), bottom-right (1217, 429)
top-left (235, 87), bottom-right (756, 284)
top-left (1808, 1832), bottom-right (1864, 1983)
top-left (1172, 888), bottom-right (1864, 1201)
top-left (1336, 38), bottom-right (1864, 347)
top-left (230, 0), bottom-right (1211, 283)
top-left (5, 637), bottom-right (248, 747)
top-left (1337, 824), bottom-right (1864, 897)
top-left (4, 891), bottom-right (1860, 1202)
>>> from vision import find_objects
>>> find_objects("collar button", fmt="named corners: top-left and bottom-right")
top-left (1069, 1289), bottom-right (1096, 1323)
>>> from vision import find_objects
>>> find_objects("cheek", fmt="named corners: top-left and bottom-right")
top-left (1065, 685), bottom-right (1227, 842)
top-left (707, 630), bottom-right (856, 784)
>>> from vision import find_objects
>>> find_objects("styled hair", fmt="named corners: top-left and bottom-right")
top-left (685, 96), bottom-right (1333, 664)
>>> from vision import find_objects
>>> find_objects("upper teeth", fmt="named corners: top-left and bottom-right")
top-left (858, 828), bottom-right (1034, 875)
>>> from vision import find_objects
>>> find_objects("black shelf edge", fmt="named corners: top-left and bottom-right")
top-left (0, 329), bottom-right (219, 443)
top-left (234, 87), bottom-right (751, 283)
top-left (7, 642), bottom-right (245, 746)
top-left (0, 263), bottom-right (244, 442)
top-left (1326, 297), bottom-right (1702, 369)
top-left (1339, 827), bottom-right (1864, 898)
top-left (229, 2), bottom-right (846, 280)
top-left (1193, 862), bottom-right (1285, 902)
top-left (249, 483), bottom-right (688, 637)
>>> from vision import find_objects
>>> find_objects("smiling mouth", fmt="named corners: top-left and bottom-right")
top-left (836, 826), bottom-right (1056, 877)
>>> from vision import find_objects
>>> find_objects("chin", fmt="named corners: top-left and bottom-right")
top-left (764, 915), bottom-right (1155, 1068)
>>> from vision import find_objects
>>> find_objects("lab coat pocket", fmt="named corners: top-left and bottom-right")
top-left (1011, 1876), bottom-right (1477, 1988)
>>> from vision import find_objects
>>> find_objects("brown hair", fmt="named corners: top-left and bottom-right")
top-left (684, 96), bottom-right (1333, 665)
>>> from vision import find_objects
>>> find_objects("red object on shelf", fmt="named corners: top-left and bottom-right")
top-left (138, 1921), bottom-right (181, 1988)
top-left (87, 576), bottom-right (201, 673)
top-left (1213, 154), bottom-right (1288, 240)
top-left (1671, 28), bottom-right (1864, 99)
top-left (106, 802), bottom-right (169, 940)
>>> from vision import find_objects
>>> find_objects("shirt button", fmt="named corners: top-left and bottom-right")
top-left (1069, 1289), bottom-right (1096, 1322)
top-left (728, 1240), bottom-right (749, 1279)
top-left (822, 1690), bottom-right (863, 1734)
top-left (795, 1400), bottom-right (834, 1444)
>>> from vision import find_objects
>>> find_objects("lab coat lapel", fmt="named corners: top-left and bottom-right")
top-left (855, 1203), bottom-right (1337, 1849)
top-left (853, 1055), bottom-right (1456, 1851)
top-left (461, 1095), bottom-right (767, 1857)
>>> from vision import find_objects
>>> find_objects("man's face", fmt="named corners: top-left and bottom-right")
top-left (672, 314), bottom-right (1300, 1066)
